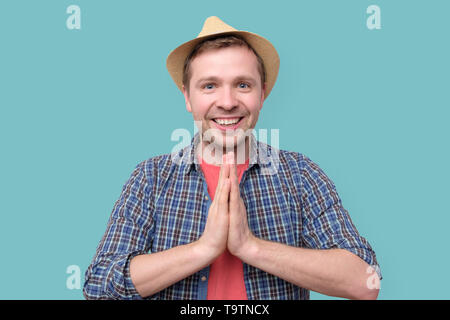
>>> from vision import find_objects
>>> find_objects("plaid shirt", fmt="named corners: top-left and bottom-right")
top-left (83, 132), bottom-right (381, 300)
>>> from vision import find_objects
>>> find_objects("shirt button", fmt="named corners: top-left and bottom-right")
top-left (204, 195), bottom-right (209, 201)
top-left (201, 276), bottom-right (207, 281)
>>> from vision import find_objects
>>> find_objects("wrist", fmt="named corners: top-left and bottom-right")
top-left (193, 238), bottom-right (222, 263)
top-left (235, 234), bottom-right (260, 262)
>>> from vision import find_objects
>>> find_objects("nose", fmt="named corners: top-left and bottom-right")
top-left (217, 85), bottom-right (238, 110)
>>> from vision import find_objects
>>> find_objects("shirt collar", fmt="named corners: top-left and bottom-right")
top-left (177, 131), bottom-right (271, 176)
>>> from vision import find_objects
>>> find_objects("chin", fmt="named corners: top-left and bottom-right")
top-left (204, 132), bottom-right (247, 162)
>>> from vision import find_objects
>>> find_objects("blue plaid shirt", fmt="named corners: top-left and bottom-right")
top-left (83, 132), bottom-right (381, 300)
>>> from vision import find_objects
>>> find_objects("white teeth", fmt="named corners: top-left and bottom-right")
top-left (214, 118), bottom-right (241, 125)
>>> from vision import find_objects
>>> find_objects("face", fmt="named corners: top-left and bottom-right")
top-left (182, 46), bottom-right (265, 163)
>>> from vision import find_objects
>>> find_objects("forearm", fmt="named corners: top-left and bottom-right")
top-left (239, 237), bottom-right (379, 300)
top-left (129, 240), bottom-right (214, 298)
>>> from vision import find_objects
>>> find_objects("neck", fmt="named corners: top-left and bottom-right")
top-left (197, 137), bottom-right (250, 165)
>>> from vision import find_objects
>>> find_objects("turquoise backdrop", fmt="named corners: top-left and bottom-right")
top-left (1, 0), bottom-right (449, 299)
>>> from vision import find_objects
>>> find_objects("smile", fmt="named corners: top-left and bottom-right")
top-left (211, 117), bottom-right (244, 130)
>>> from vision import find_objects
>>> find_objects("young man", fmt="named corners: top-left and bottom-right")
top-left (83, 16), bottom-right (382, 300)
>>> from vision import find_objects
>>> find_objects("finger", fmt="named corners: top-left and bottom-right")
top-left (213, 153), bottom-right (227, 200)
top-left (219, 178), bottom-right (231, 210)
top-left (220, 162), bottom-right (231, 202)
top-left (222, 153), bottom-right (231, 180)
top-left (226, 152), bottom-right (238, 203)
top-left (230, 153), bottom-right (238, 187)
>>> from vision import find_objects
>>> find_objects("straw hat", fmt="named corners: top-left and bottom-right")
top-left (166, 16), bottom-right (280, 99)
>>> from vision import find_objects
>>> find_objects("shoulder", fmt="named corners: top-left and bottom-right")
top-left (265, 144), bottom-right (334, 188)
top-left (132, 153), bottom-right (174, 183)
top-left (136, 153), bottom-right (172, 173)
top-left (132, 144), bottom-right (193, 185)
top-left (260, 141), bottom-right (318, 175)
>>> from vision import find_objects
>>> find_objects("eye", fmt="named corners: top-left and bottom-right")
top-left (203, 83), bottom-right (215, 90)
top-left (238, 82), bottom-right (250, 89)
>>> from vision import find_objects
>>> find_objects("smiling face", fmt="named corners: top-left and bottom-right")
top-left (182, 45), bottom-right (266, 164)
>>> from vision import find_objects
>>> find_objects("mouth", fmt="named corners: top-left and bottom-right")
top-left (210, 117), bottom-right (244, 131)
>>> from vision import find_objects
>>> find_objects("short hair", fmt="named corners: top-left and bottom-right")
top-left (182, 35), bottom-right (266, 92)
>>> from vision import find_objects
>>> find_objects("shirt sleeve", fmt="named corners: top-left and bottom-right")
top-left (299, 154), bottom-right (382, 280)
top-left (83, 160), bottom-right (155, 299)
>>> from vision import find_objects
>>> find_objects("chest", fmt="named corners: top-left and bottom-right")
top-left (150, 170), bottom-right (302, 253)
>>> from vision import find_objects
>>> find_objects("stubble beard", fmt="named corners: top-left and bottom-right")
top-left (200, 126), bottom-right (249, 165)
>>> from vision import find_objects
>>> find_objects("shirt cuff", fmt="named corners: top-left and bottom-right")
top-left (105, 250), bottom-right (148, 299)
top-left (342, 247), bottom-right (383, 281)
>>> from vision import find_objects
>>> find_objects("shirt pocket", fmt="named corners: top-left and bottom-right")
top-left (245, 193), bottom-right (297, 247)
top-left (151, 193), bottom-right (205, 253)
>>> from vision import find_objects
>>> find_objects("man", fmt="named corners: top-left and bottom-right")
top-left (83, 16), bottom-right (382, 300)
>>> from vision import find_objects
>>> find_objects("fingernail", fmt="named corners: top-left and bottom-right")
top-left (227, 152), bottom-right (234, 164)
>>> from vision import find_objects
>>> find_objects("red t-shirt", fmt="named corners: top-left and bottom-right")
top-left (199, 154), bottom-right (249, 300)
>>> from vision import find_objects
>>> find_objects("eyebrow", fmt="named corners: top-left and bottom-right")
top-left (195, 75), bottom-right (257, 85)
top-left (195, 76), bottom-right (220, 85)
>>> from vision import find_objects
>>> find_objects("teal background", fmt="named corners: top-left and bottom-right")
top-left (1, 0), bottom-right (449, 299)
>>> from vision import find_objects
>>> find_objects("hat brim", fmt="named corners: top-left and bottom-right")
top-left (166, 30), bottom-right (280, 99)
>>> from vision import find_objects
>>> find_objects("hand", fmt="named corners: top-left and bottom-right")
top-left (197, 154), bottom-right (231, 260)
top-left (226, 152), bottom-right (256, 258)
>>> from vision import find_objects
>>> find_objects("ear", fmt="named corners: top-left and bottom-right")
top-left (259, 82), bottom-right (266, 110)
top-left (182, 85), bottom-right (192, 113)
